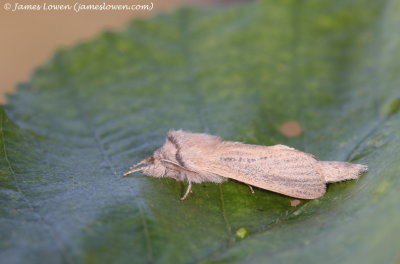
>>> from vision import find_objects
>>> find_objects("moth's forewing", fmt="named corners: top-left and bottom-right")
top-left (192, 143), bottom-right (326, 199)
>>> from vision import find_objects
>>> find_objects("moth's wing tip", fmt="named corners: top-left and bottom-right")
top-left (354, 164), bottom-right (368, 177)
top-left (360, 164), bottom-right (369, 172)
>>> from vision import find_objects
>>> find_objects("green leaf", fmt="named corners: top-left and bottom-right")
top-left (1, 0), bottom-right (400, 263)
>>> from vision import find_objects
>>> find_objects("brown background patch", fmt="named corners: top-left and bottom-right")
top-left (279, 121), bottom-right (303, 137)
top-left (0, 0), bottom-right (250, 103)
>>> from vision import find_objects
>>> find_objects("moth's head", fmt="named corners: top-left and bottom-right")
top-left (144, 134), bottom-right (186, 179)
top-left (123, 156), bottom-right (166, 178)
top-left (124, 132), bottom-right (178, 177)
top-left (124, 130), bottom-right (207, 180)
top-left (141, 158), bottom-right (167, 178)
top-left (123, 137), bottom-right (180, 178)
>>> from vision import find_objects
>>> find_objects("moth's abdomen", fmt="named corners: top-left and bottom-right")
top-left (319, 161), bottom-right (368, 183)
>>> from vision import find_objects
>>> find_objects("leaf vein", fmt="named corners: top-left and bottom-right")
top-left (71, 104), bottom-right (154, 262)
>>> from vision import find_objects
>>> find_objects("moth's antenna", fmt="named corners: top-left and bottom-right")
top-left (160, 159), bottom-right (195, 173)
top-left (123, 157), bottom-right (153, 176)
top-left (160, 159), bottom-right (185, 169)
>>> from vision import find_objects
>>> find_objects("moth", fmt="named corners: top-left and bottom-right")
top-left (124, 130), bottom-right (368, 200)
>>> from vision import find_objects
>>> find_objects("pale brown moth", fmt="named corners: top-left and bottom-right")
top-left (124, 130), bottom-right (368, 200)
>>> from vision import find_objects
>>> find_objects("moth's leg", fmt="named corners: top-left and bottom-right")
top-left (180, 181), bottom-right (192, 201)
top-left (248, 185), bottom-right (255, 194)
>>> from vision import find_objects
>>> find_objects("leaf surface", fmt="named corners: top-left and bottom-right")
top-left (1, 0), bottom-right (400, 263)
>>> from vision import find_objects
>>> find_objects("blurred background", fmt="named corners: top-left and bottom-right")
top-left (0, 0), bottom-right (251, 103)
